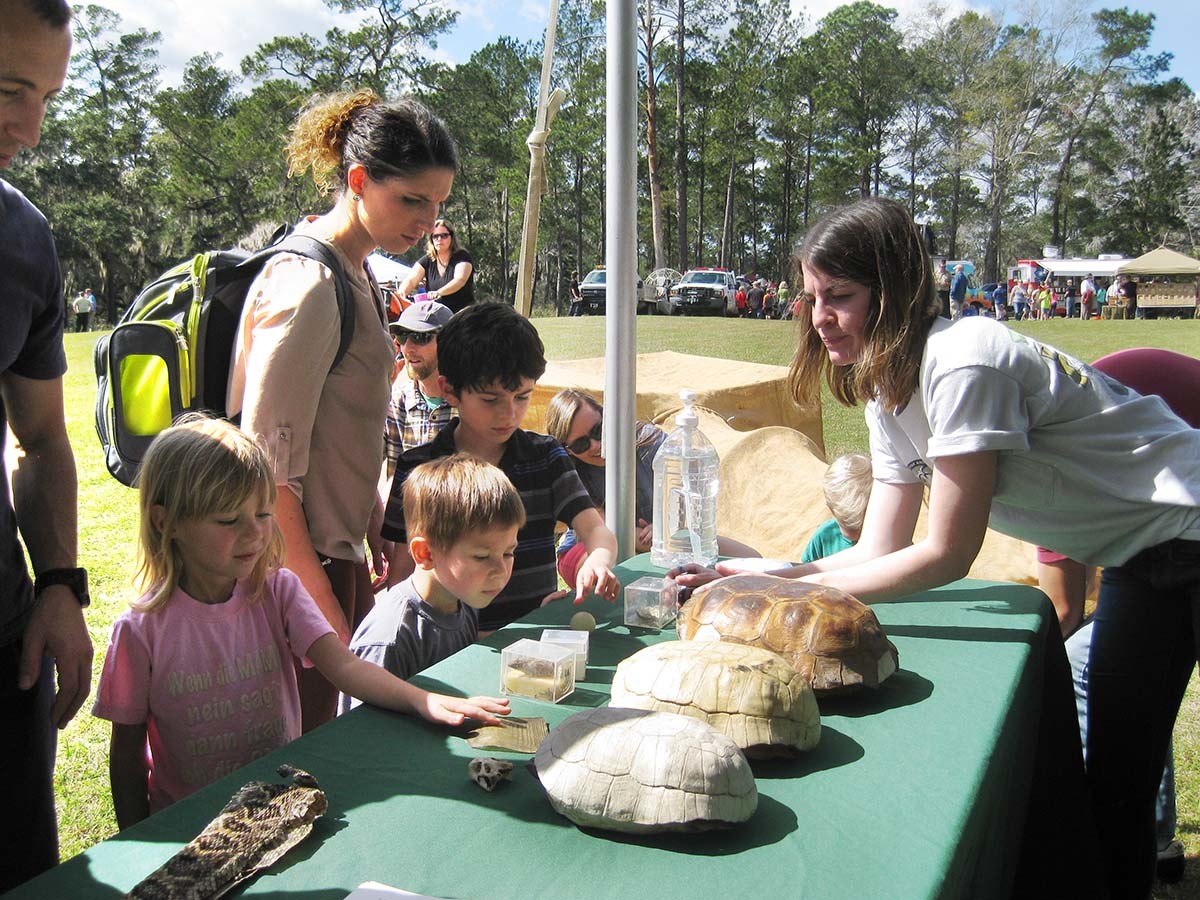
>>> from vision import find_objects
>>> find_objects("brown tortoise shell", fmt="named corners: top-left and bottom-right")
top-left (677, 573), bottom-right (899, 693)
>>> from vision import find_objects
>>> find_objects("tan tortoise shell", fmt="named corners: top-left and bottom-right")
top-left (677, 573), bottom-right (899, 693)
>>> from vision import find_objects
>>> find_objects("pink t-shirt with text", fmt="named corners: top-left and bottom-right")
top-left (93, 568), bottom-right (333, 813)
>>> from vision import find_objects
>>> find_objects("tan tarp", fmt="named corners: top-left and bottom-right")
top-left (705, 413), bottom-right (1037, 587)
top-left (528, 351), bottom-right (825, 455)
top-left (1117, 247), bottom-right (1200, 276)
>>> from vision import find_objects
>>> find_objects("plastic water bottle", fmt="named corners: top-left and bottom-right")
top-left (651, 389), bottom-right (719, 569)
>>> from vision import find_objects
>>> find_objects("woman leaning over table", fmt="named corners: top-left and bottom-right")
top-left (399, 217), bottom-right (475, 313)
top-left (672, 197), bottom-right (1200, 900)
top-left (227, 89), bottom-right (457, 731)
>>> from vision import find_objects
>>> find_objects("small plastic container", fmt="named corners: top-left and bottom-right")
top-left (500, 638), bottom-right (576, 702)
top-left (541, 629), bottom-right (589, 680)
top-left (623, 576), bottom-right (679, 630)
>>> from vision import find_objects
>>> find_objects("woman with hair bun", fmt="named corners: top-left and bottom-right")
top-left (227, 89), bottom-right (457, 730)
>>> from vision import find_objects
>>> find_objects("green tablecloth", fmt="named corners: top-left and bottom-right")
top-left (12, 557), bottom-right (1079, 900)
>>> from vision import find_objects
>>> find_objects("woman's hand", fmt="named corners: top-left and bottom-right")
top-left (666, 563), bottom-right (725, 590)
top-left (715, 557), bottom-right (795, 576)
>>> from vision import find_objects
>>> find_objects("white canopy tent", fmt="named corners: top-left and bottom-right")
top-left (1038, 257), bottom-right (1132, 279)
top-left (366, 252), bottom-right (413, 286)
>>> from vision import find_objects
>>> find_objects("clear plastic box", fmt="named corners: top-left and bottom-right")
top-left (540, 629), bottom-right (588, 680)
top-left (623, 576), bottom-right (679, 630)
top-left (500, 638), bottom-right (576, 702)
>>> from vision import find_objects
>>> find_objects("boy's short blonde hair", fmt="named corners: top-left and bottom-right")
top-left (135, 416), bottom-right (284, 612)
top-left (823, 453), bottom-right (873, 535)
top-left (403, 453), bottom-right (525, 551)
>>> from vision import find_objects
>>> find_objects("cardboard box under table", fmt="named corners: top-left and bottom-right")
top-left (16, 556), bottom-right (1098, 900)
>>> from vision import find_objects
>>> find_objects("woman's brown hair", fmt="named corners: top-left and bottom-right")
top-left (286, 89), bottom-right (457, 193)
top-left (789, 198), bottom-right (941, 412)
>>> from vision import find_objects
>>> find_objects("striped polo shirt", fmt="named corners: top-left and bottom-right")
top-left (382, 419), bottom-right (595, 630)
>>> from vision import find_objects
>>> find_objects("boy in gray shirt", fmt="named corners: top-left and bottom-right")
top-left (340, 454), bottom-right (525, 712)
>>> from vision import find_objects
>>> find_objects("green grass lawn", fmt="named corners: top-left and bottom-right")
top-left (51, 316), bottom-right (1200, 896)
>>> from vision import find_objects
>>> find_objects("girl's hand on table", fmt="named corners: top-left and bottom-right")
top-left (421, 693), bottom-right (511, 727)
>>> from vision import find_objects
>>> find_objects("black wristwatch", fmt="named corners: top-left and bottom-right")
top-left (34, 567), bottom-right (90, 608)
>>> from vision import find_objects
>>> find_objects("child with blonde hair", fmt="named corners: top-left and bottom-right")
top-left (341, 454), bottom-right (524, 711)
top-left (801, 453), bottom-right (873, 563)
top-left (93, 418), bottom-right (508, 829)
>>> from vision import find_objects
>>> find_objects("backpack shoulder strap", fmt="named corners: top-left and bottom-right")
top-left (273, 233), bottom-right (357, 372)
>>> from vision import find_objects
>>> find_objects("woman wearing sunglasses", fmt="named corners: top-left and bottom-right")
top-left (399, 218), bottom-right (475, 314)
top-left (546, 389), bottom-right (759, 587)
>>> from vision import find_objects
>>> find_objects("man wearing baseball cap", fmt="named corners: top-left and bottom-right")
top-left (385, 300), bottom-right (456, 476)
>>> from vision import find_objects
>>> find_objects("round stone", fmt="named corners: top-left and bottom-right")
top-left (570, 610), bottom-right (596, 631)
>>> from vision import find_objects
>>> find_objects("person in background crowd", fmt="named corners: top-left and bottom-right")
top-left (568, 270), bottom-right (582, 317)
top-left (1122, 276), bottom-right (1139, 320)
top-left (0, 0), bottom-right (92, 889)
top-left (935, 259), bottom-right (951, 317)
top-left (399, 218), bottom-right (475, 314)
top-left (747, 280), bottom-right (765, 319)
top-left (1038, 283), bottom-right (1053, 319)
top-left (948, 264), bottom-right (967, 321)
top-left (1079, 274), bottom-right (1096, 320)
top-left (992, 281), bottom-right (1007, 320)
top-left (1011, 281), bottom-right (1029, 320)
top-left (71, 288), bottom-right (93, 332)
top-left (228, 89), bottom-right (456, 731)
top-left (777, 280), bottom-right (791, 319)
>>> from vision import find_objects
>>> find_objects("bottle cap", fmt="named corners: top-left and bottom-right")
top-left (675, 389), bottom-right (698, 427)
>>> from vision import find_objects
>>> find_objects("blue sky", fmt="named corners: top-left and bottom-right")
top-left (98, 0), bottom-right (1196, 95)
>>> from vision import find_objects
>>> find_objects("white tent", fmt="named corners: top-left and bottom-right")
top-left (366, 252), bottom-right (413, 286)
top-left (1039, 257), bottom-right (1132, 279)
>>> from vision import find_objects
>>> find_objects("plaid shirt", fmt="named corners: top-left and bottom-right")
top-left (384, 375), bottom-right (456, 468)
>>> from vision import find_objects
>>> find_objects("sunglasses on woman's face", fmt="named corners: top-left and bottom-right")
top-left (431, 232), bottom-right (452, 240)
top-left (395, 330), bottom-right (438, 345)
top-left (566, 420), bottom-right (603, 455)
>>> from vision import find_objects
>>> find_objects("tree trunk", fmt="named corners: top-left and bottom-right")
top-left (720, 156), bottom-right (736, 269)
top-left (642, 0), bottom-right (666, 271)
top-left (674, 0), bottom-right (688, 272)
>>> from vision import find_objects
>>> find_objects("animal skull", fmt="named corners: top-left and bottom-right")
top-left (468, 757), bottom-right (514, 792)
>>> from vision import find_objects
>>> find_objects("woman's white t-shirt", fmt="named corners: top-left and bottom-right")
top-left (866, 317), bottom-right (1200, 566)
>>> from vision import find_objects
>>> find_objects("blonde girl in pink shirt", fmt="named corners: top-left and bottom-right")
top-left (93, 417), bottom-right (508, 829)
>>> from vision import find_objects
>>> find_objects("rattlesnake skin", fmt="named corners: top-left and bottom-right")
top-left (126, 765), bottom-right (327, 899)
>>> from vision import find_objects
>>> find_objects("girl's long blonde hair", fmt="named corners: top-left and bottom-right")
top-left (133, 417), bottom-right (284, 612)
